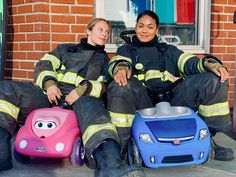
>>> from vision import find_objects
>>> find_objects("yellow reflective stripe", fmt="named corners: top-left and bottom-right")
top-left (97, 75), bottom-right (105, 82)
top-left (109, 111), bottom-right (135, 127)
top-left (145, 70), bottom-right (161, 80)
top-left (57, 73), bottom-right (64, 81)
top-left (136, 74), bottom-right (145, 81)
top-left (198, 102), bottom-right (230, 117)
top-left (41, 54), bottom-right (66, 71)
top-left (197, 58), bottom-right (206, 74)
top-left (108, 55), bottom-right (132, 76)
top-left (36, 71), bottom-right (56, 89)
top-left (89, 81), bottom-right (102, 98)
top-left (60, 72), bottom-right (77, 85)
top-left (82, 123), bottom-right (117, 146)
top-left (162, 71), bottom-right (179, 82)
top-left (178, 53), bottom-right (195, 77)
top-left (0, 100), bottom-right (20, 119)
top-left (75, 75), bottom-right (85, 86)
top-left (109, 55), bottom-right (132, 65)
top-left (145, 70), bottom-right (178, 83)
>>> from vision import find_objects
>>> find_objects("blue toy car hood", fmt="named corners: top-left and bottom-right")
top-left (146, 118), bottom-right (196, 141)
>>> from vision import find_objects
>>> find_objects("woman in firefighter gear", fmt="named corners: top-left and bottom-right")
top-left (107, 10), bottom-right (234, 162)
top-left (0, 18), bottom-right (145, 177)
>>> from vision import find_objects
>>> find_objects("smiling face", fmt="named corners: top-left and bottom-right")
top-left (135, 15), bottom-right (159, 43)
top-left (87, 20), bottom-right (110, 46)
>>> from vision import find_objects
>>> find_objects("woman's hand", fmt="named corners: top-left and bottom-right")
top-left (46, 85), bottom-right (62, 105)
top-left (114, 69), bottom-right (131, 86)
top-left (65, 89), bottom-right (80, 105)
top-left (212, 66), bottom-right (229, 83)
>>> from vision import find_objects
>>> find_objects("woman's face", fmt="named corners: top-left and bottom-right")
top-left (135, 15), bottom-right (158, 43)
top-left (87, 21), bottom-right (110, 46)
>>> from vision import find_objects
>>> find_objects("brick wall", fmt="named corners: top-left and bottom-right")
top-left (5, 0), bottom-right (236, 106)
top-left (6, 0), bottom-right (94, 81)
top-left (210, 0), bottom-right (236, 106)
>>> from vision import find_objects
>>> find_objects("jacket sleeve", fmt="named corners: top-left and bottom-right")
top-left (34, 45), bottom-right (64, 90)
top-left (108, 45), bottom-right (133, 78)
top-left (80, 54), bottom-right (109, 99)
top-left (170, 45), bottom-right (208, 77)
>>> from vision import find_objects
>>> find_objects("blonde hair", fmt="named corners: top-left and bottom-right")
top-left (87, 18), bottom-right (111, 31)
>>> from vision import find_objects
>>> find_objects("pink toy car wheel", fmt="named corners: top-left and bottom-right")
top-left (70, 137), bottom-right (85, 166)
top-left (13, 147), bottom-right (30, 163)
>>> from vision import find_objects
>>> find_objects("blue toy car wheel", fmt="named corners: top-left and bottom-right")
top-left (128, 138), bottom-right (142, 167)
top-left (13, 147), bottom-right (30, 163)
top-left (69, 137), bottom-right (85, 166)
top-left (203, 147), bottom-right (214, 164)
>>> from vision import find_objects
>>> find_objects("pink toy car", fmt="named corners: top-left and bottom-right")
top-left (14, 106), bottom-right (84, 166)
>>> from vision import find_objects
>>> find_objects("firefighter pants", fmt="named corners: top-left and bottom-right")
top-left (107, 72), bottom-right (231, 148)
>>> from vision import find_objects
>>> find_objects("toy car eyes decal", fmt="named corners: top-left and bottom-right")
top-left (34, 120), bottom-right (57, 129)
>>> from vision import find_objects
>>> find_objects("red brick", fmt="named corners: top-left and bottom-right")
top-left (26, 33), bottom-right (50, 41)
top-left (34, 4), bottom-right (50, 13)
top-left (224, 23), bottom-right (236, 30)
top-left (223, 39), bottom-right (236, 45)
top-left (72, 6), bottom-right (94, 14)
top-left (212, 0), bottom-right (228, 4)
top-left (226, 47), bottom-right (236, 53)
top-left (211, 5), bottom-right (224, 12)
top-left (210, 30), bottom-right (227, 37)
top-left (12, 15), bottom-right (26, 24)
top-left (12, 70), bottom-right (27, 78)
top-left (222, 54), bottom-right (235, 61)
top-left (19, 24), bottom-right (34, 32)
top-left (13, 34), bottom-right (26, 41)
top-left (76, 16), bottom-right (93, 24)
top-left (18, 4), bottom-right (33, 14)
top-left (224, 6), bottom-right (236, 13)
top-left (211, 14), bottom-right (227, 22)
top-left (20, 62), bottom-right (35, 70)
top-left (211, 22), bottom-right (224, 30)
top-left (27, 71), bottom-right (34, 80)
top-left (77, 0), bottom-right (94, 5)
top-left (11, 0), bottom-right (25, 5)
top-left (26, 0), bottom-right (49, 3)
top-left (35, 42), bottom-right (51, 51)
top-left (210, 46), bottom-right (226, 53)
top-left (71, 25), bottom-right (86, 33)
top-left (52, 25), bottom-right (70, 32)
top-left (228, 31), bottom-right (236, 38)
top-left (51, 0), bottom-right (74, 4)
top-left (52, 34), bottom-right (76, 42)
top-left (19, 43), bottom-right (34, 50)
top-left (52, 15), bottom-right (75, 23)
top-left (26, 14), bottom-right (49, 23)
top-left (210, 39), bottom-right (224, 45)
top-left (35, 24), bottom-right (50, 32)
top-left (51, 5), bottom-right (70, 13)
top-left (27, 52), bottom-right (46, 60)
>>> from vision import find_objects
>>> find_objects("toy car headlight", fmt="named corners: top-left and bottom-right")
top-left (199, 129), bottom-right (208, 140)
top-left (139, 133), bottom-right (154, 144)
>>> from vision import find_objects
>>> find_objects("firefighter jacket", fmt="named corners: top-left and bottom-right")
top-left (34, 38), bottom-right (109, 98)
top-left (108, 35), bottom-right (209, 92)
top-left (107, 35), bottom-right (230, 131)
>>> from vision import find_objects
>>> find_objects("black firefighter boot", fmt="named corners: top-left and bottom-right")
top-left (210, 130), bottom-right (234, 161)
top-left (93, 139), bottom-right (145, 177)
top-left (0, 127), bottom-right (12, 171)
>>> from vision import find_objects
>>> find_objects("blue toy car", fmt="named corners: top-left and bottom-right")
top-left (129, 102), bottom-right (213, 168)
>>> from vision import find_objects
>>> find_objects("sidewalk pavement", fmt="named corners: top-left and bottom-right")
top-left (1, 132), bottom-right (236, 177)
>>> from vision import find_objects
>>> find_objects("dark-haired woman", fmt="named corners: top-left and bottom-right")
top-left (107, 10), bottom-right (233, 162)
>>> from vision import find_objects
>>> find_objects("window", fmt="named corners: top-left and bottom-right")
top-left (96, 0), bottom-right (211, 54)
